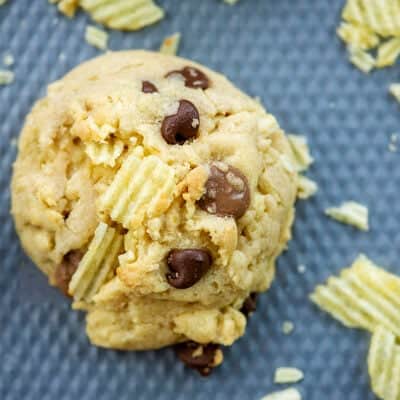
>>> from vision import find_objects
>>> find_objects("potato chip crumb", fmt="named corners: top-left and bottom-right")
top-left (282, 321), bottom-right (295, 335)
top-left (0, 0), bottom-right (7, 5)
top-left (260, 388), bottom-right (302, 400)
top-left (85, 25), bottom-right (108, 50)
top-left (274, 367), bottom-right (304, 384)
top-left (3, 53), bottom-right (14, 67)
top-left (325, 201), bottom-right (369, 231)
top-left (224, 0), bottom-right (239, 4)
top-left (297, 265), bottom-right (306, 274)
top-left (389, 83), bottom-right (400, 103)
top-left (348, 46), bottom-right (376, 73)
top-left (0, 69), bottom-right (14, 85)
top-left (388, 133), bottom-right (398, 152)
top-left (297, 176), bottom-right (318, 200)
top-left (288, 135), bottom-right (314, 173)
top-left (160, 33), bottom-right (181, 56)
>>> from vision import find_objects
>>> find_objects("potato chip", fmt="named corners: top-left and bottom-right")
top-left (325, 201), bottom-right (369, 231)
top-left (85, 139), bottom-right (124, 167)
top-left (224, 0), bottom-right (239, 4)
top-left (99, 149), bottom-right (176, 229)
top-left (160, 33), bottom-right (181, 56)
top-left (52, 0), bottom-right (79, 17)
top-left (376, 37), bottom-right (400, 67)
top-left (297, 175), bottom-right (318, 199)
top-left (368, 326), bottom-right (400, 400)
top-left (260, 388), bottom-right (302, 400)
top-left (85, 25), bottom-right (108, 50)
top-left (80, 0), bottom-right (164, 31)
top-left (274, 367), bottom-right (304, 384)
top-left (287, 135), bottom-right (314, 172)
top-left (310, 255), bottom-right (400, 336)
top-left (337, 22), bottom-right (380, 50)
top-left (390, 83), bottom-right (400, 102)
top-left (69, 222), bottom-right (124, 301)
top-left (348, 45), bottom-right (376, 73)
top-left (0, 69), bottom-right (14, 85)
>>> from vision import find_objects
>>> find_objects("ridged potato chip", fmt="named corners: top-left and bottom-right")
top-left (311, 255), bottom-right (400, 336)
top-left (343, 0), bottom-right (400, 37)
top-left (337, 22), bottom-right (380, 50)
top-left (99, 149), bottom-right (176, 229)
top-left (325, 201), bottom-right (369, 231)
top-left (348, 45), bottom-right (376, 73)
top-left (85, 140), bottom-right (124, 167)
top-left (376, 37), bottom-right (400, 67)
top-left (49, 0), bottom-right (79, 17)
top-left (69, 222), bottom-right (124, 301)
top-left (368, 326), bottom-right (400, 400)
top-left (80, 0), bottom-right (164, 31)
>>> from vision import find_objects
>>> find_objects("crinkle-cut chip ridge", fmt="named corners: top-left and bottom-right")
top-left (99, 149), bottom-right (176, 229)
top-left (376, 37), bottom-right (400, 67)
top-left (311, 255), bottom-right (400, 336)
top-left (368, 326), bottom-right (400, 400)
top-left (348, 45), bottom-right (376, 73)
top-left (337, 22), bottom-right (380, 50)
top-left (85, 140), bottom-right (124, 167)
top-left (85, 25), bottom-right (108, 50)
top-left (325, 201), bottom-right (369, 231)
top-left (69, 222), bottom-right (123, 301)
top-left (80, 0), bottom-right (164, 31)
top-left (342, 0), bottom-right (400, 37)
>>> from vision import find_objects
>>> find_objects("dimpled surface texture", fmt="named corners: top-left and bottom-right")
top-left (11, 50), bottom-right (298, 350)
top-left (1, 0), bottom-right (399, 399)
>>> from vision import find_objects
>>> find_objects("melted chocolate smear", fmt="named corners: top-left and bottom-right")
top-left (175, 342), bottom-right (221, 376)
top-left (54, 250), bottom-right (84, 296)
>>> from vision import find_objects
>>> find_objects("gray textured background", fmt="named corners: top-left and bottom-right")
top-left (1, 0), bottom-right (399, 399)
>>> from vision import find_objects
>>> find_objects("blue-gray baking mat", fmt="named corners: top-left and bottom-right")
top-left (1, 0), bottom-right (399, 399)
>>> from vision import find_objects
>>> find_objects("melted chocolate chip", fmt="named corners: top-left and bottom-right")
top-left (175, 341), bottom-right (222, 376)
top-left (240, 293), bottom-right (258, 317)
top-left (142, 80), bottom-right (158, 93)
top-left (166, 248), bottom-right (212, 289)
top-left (166, 66), bottom-right (210, 89)
top-left (198, 163), bottom-right (250, 219)
top-left (54, 250), bottom-right (84, 296)
top-left (161, 100), bottom-right (200, 145)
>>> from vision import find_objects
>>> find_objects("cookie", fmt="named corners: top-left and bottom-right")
top-left (11, 51), bottom-right (298, 373)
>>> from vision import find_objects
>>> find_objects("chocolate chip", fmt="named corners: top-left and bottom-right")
top-left (166, 248), bottom-right (212, 289)
top-left (166, 66), bottom-right (210, 89)
top-left (54, 250), bottom-right (84, 296)
top-left (161, 100), bottom-right (200, 145)
top-left (142, 80), bottom-right (158, 93)
top-left (240, 293), bottom-right (258, 317)
top-left (198, 163), bottom-right (250, 219)
top-left (175, 341), bottom-right (222, 376)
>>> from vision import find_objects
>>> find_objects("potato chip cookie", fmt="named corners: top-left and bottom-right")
top-left (11, 51), bottom-right (298, 375)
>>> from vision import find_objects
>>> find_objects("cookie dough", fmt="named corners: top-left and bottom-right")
top-left (11, 51), bottom-right (298, 372)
